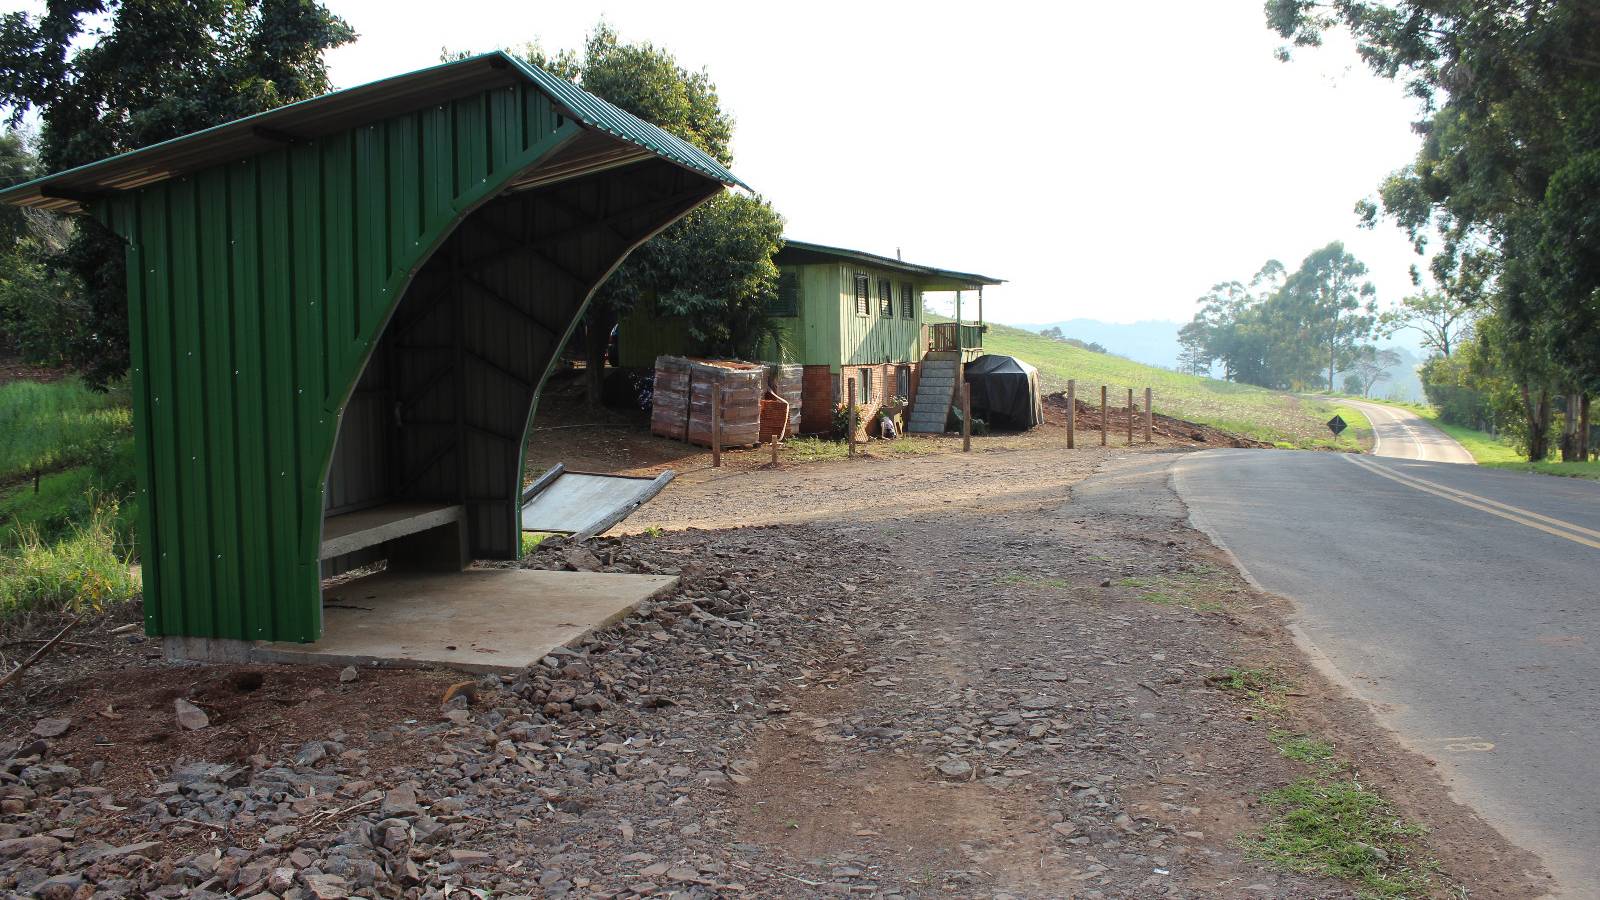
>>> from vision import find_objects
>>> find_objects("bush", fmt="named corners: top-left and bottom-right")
top-left (0, 377), bottom-right (133, 482)
top-left (0, 497), bottom-right (140, 620)
top-left (831, 402), bottom-right (865, 439)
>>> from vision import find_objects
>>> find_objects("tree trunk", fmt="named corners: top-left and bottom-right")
top-left (1581, 394), bottom-right (1591, 461)
top-left (1560, 391), bottom-right (1579, 462)
top-left (1328, 344), bottom-right (1336, 393)
top-left (582, 306), bottom-right (616, 407)
top-left (1521, 385), bottom-right (1550, 461)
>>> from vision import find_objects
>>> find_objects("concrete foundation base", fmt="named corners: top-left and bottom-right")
top-left (166, 568), bottom-right (678, 674)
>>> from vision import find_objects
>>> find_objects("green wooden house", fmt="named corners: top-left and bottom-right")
top-left (619, 239), bottom-right (1002, 434)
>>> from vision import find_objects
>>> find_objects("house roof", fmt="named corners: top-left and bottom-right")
top-left (0, 51), bottom-right (744, 214)
top-left (776, 239), bottom-right (1004, 291)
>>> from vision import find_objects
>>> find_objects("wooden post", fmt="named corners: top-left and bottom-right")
top-left (1144, 387), bottom-right (1153, 443)
top-left (770, 435), bottom-right (780, 466)
top-left (1100, 386), bottom-right (1108, 446)
top-left (711, 385), bottom-right (722, 468)
top-left (955, 291), bottom-right (963, 354)
top-left (1127, 388), bottom-right (1135, 445)
top-left (1066, 379), bottom-right (1076, 449)
top-left (847, 380), bottom-right (857, 457)
top-left (962, 382), bottom-right (972, 452)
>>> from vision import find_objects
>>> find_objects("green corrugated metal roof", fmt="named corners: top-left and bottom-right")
top-left (0, 51), bottom-right (744, 213)
top-left (501, 54), bottom-right (742, 190)
top-left (776, 239), bottom-right (1004, 290)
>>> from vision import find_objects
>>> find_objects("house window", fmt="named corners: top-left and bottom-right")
top-left (899, 283), bottom-right (915, 318)
top-left (853, 273), bottom-right (870, 316)
top-left (859, 367), bottom-right (874, 404)
top-left (896, 365), bottom-right (909, 400)
top-left (769, 271), bottom-right (799, 316)
top-left (878, 278), bottom-right (893, 317)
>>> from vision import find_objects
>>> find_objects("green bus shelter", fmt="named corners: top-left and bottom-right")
top-left (0, 52), bottom-right (742, 645)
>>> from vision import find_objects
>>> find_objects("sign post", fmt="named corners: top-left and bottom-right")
top-left (1327, 415), bottom-right (1348, 439)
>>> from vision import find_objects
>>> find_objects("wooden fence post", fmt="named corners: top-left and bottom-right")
top-left (770, 435), bottom-right (779, 465)
top-left (1066, 379), bottom-right (1076, 449)
top-left (962, 382), bottom-right (972, 452)
top-left (847, 380), bottom-right (857, 458)
top-left (1127, 388), bottom-right (1134, 445)
top-left (711, 386), bottom-right (722, 468)
top-left (1144, 387), bottom-right (1153, 443)
top-left (1100, 385), bottom-right (1108, 447)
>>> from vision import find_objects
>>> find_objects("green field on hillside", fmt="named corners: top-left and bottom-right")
top-left (977, 322), bottom-right (1371, 451)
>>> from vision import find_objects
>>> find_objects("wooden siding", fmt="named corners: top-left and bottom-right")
top-left (777, 262), bottom-right (924, 370)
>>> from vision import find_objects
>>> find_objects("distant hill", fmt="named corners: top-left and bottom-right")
top-left (1015, 319), bottom-right (1184, 369)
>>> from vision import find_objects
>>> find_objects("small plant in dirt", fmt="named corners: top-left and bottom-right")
top-left (1, 497), bottom-right (140, 621)
top-left (520, 531), bottom-right (556, 555)
top-left (1115, 568), bottom-right (1226, 611)
top-left (1208, 666), bottom-right (1293, 714)
top-left (1243, 776), bottom-right (1434, 897)
top-left (1270, 729), bottom-right (1340, 774)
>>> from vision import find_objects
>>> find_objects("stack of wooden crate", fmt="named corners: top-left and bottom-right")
top-left (650, 356), bottom-right (765, 448)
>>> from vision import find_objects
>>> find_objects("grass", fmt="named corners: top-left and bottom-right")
top-left (1218, 702), bottom-right (1440, 895)
top-left (0, 378), bottom-right (133, 484)
top-left (1245, 777), bottom-right (1433, 897)
top-left (976, 321), bottom-right (1373, 451)
top-left (780, 434), bottom-right (944, 463)
top-left (520, 531), bottom-right (556, 554)
top-left (0, 498), bottom-right (141, 621)
top-left (1114, 567), bottom-right (1227, 612)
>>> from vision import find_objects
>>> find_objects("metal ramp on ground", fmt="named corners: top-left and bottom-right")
top-left (520, 464), bottom-right (675, 540)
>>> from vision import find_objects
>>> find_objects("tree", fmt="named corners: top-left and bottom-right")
top-left (1176, 319), bottom-right (1210, 376)
top-left (0, 0), bottom-right (355, 387)
top-left (1379, 291), bottom-right (1476, 358)
top-left (1266, 0), bottom-right (1599, 460)
top-left (513, 24), bottom-right (782, 404)
top-left (1344, 346), bottom-right (1401, 397)
top-left (1279, 242), bottom-right (1376, 392)
top-left (1039, 326), bottom-right (1064, 340)
top-left (1184, 249), bottom-right (1374, 391)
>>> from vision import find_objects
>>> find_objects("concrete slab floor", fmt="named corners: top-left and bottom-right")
top-left (255, 568), bottom-right (678, 674)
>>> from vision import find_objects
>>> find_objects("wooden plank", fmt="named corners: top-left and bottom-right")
top-left (319, 502), bottom-right (465, 560)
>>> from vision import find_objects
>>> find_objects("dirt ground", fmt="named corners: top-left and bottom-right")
top-left (0, 396), bottom-right (1552, 897)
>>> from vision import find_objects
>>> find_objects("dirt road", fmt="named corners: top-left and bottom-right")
top-left (0, 439), bottom-right (1545, 897)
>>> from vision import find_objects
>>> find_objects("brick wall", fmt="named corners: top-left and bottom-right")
top-left (799, 363), bottom-right (921, 437)
top-left (799, 366), bottom-right (834, 435)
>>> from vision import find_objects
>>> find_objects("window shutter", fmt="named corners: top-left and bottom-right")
top-left (900, 283), bottom-right (914, 318)
top-left (854, 274), bottom-right (870, 315)
top-left (770, 271), bottom-right (799, 316)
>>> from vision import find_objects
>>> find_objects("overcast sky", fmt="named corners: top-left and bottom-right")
top-left (10, 0), bottom-right (1431, 328)
top-left (316, 1), bottom-right (1428, 326)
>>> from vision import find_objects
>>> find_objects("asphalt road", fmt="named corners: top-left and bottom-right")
top-left (1340, 396), bottom-right (1478, 464)
top-left (1172, 446), bottom-right (1600, 894)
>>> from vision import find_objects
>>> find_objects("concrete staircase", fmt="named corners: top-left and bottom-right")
top-left (907, 356), bottom-right (960, 433)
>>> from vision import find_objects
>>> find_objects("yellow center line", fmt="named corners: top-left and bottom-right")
top-left (1353, 455), bottom-right (1600, 540)
top-left (1344, 455), bottom-right (1600, 550)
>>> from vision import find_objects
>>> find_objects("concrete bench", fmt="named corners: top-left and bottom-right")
top-left (320, 502), bottom-right (468, 572)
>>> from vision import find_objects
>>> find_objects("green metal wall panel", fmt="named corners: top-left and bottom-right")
top-left (106, 83), bottom-right (583, 643)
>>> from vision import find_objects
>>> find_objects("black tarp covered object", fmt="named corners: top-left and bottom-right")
top-left (962, 355), bottom-right (1043, 429)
